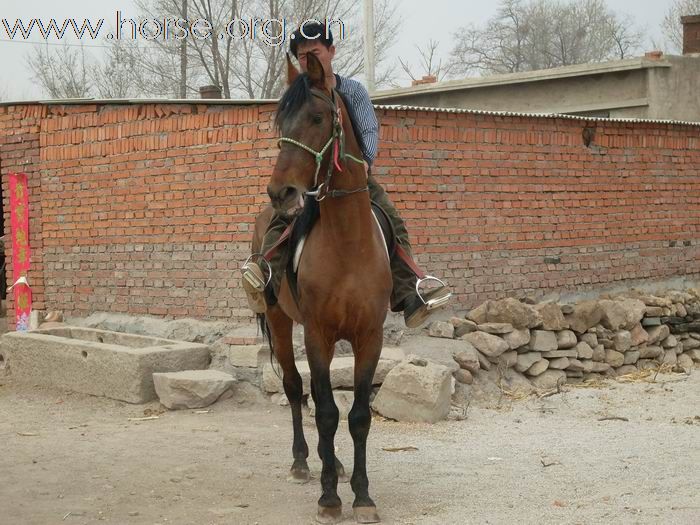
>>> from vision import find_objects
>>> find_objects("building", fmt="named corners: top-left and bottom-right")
top-left (373, 17), bottom-right (700, 122)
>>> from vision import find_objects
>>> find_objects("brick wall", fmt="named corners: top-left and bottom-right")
top-left (1, 101), bottom-right (699, 327)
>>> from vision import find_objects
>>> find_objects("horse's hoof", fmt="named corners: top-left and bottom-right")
top-left (287, 466), bottom-right (311, 484)
top-left (316, 505), bottom-right (343, 524)
top-left (353, 506), bottom-right (380, 523)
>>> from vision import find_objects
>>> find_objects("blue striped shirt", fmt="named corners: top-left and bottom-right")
top-left (335, 74), bottom-right (378, 167)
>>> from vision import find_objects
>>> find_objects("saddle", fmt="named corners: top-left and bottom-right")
top-left (263, 201), bottom-right (396, 305)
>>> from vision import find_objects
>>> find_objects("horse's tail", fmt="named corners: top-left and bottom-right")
top-left (256, 312), bottom-right (282, 380)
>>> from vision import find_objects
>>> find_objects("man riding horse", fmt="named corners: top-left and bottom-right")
top-left (242, 21), bottom-right (452, 328)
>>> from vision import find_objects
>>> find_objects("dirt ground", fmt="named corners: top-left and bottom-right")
top-left (2, 370), bottom-right (699, 525)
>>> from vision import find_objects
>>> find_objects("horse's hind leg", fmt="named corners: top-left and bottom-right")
top-left (265, 304), bottom-right (310, 483)
top-left (349, 331), bottom-right (383, 524)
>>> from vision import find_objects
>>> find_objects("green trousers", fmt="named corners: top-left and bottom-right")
top-left (261, 175), bottom-right (417, 312)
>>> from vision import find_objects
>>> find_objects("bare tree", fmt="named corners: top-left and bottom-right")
top-left (397, 40), bottom-right (454, 84)
top-left (450, 0), bottom-right (643, 76)
top-left (27, 44), bottom-right (93, 98)
top-left (93, 40), bottom-right (145, 98)
top-left (120, 0), bottom-right (401, 99)
top-left (661, 0), bottom-right (700, 53)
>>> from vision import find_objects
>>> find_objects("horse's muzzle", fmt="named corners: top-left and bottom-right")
top-left (267, 184), bottom-right (304, 215)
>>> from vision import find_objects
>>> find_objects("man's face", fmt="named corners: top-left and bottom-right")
top-left (296, 40), bottom-right (335, 75)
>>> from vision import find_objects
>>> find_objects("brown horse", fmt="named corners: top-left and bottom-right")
top-left (250, 53), bottom-right (392, 524)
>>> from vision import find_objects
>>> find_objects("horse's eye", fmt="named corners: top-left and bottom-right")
top-left (312, 114), bottom-right (322, 124)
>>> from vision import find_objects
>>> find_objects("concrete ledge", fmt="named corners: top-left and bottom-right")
top-left (0, 327), bottom-right (210, 403)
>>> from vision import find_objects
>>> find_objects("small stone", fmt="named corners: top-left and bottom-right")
top-left (686, 349), bottom-right (700, 362)
top-left (567, 358), bottom-right (584, 372)
top-left (548, 357), bottom-right (570, 370)
top-left (556, 330), bottom-right (577, 349)
top-left (638, 359), bottom-right (659, 371)
top-left (477, 351), bottom-right (492, 371)
top-left (515, 352), bottom-right (542, 373)
top-left (528, 330), bottom-right (558, 352)
top-left (591, 362), bottom-right (613, 374)
top-left (616, 365), bottom-right (638, 376)
top-left (630, 324), bottom-right (649, 347)
top-left (454, 345), bottom-right (480, 374)
top-left (500, 369), bottom-right (535, 395)
top-left (530, 370), bottom-right (566, 390)
top-left (676, 353), bottom-right (694, 372)
top-left (580, 333), bottom-right (598, 348)
top-left (453, 369), bottom-right (474, 385)
top-left (461, 332), bottom-right (510, 358)
top-left (581, 359), bottom-right (594, 373)
top-left (642, 317), bottom-right (662, 327)
top-left (477, 322), bottom-right (514, 335)
top-left (575, 341), bottom-right (594, 360)
top-left (502, 328), bottom-right (531, 350)
top-left (644, 306), bottom-right (665, 317)
top-left (542, 350), bottom-right (578, 359)
top-left (639, 345), bottom-right (663, 359)
top-left (428, 321), bottom-right (454, 339)
top-left (600, 337), bottom-right (613, 349)
top-left (605, 350), bottom-right (625, 368)
top-left (592, 345), bottom-right (606, 362)
top-left (676, 303), bottom-right (688, 317)
top-left (612, 331), bottom-right (632, 352)
top-left (453, 318), bottom-right (478, 337)
top-left (525, 359), bottom-right (549, 377)
top-left (682, 339), bottom-right (700, 350)
top-left (646, 325), bottom-right (670, 344)
top-left (566, 370), bottom-right (584, 378)
top-left (661, 335), bottom-right (678, 349)
top-left (623, 351), bottom-right (640, 365)
top-left (498, 350), bottom-right (518, 368)
top-left (661, 350), bottom-right (677, 366)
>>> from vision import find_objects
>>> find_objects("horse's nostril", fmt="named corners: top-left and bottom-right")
top-left (281, 186), bottom-right (296, 202)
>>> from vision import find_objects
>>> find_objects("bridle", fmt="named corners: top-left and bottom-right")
top-left (277, 88), bottom-right (368, 201)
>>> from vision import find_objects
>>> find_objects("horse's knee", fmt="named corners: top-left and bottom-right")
top-left (282, 369), bottom-right (303, 402)
top-left (348, 404), bottom-right (371, 439)
top-left (315, 403), bottom-right (339, 435)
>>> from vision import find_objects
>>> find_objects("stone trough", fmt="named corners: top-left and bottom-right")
top-left (0, 327), bottom-right (210, 403)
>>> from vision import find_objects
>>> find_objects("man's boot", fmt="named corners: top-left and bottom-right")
top-left (241, 260), bottom-right (268, 314)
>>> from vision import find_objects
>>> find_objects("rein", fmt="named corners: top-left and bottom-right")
top-left (277, 88), bottom-right (367, 201)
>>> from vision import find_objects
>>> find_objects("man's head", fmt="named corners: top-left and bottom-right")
top-left (290, 21), bottom-right (335, 75)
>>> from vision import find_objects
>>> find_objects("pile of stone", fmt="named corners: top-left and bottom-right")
top-left (426, 290), bottom-right (700, 391)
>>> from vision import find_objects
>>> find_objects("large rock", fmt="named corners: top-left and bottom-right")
top-left (575, 341), bottom-right (594, 360)
top-left (638, 294), bottom-right (672, 308)
top-left (534, 302), bottom-right (569, 331)
top-left (477, 323), bottom-right (514, 335)
top-left (661, 335), bottom-right (678, 349)
top-left (515, 352), bottom-right (542, 373)
top-left (677, 353), bottom-right (694, 372)
top-left (454, 344), bottom-right (480, 374)
top-left (647, 325), bottom-right (670, 345)
top-left (661, 350), bottom-right (677, 366)
top-left (624, 351), bottom-right (641, 365)
top-left (461, 332), bottom-right (509, 358)
top-left (567, 358), bottom-right (584, 372)
top-left (616, 365), bottom-right (638, 376)
top-left (371, 356), bottom-right (453, 423)
top-left (565, 301), bottom-right (602, 334)
top-left (580, 333), bottom-right (599, 348)
top-left (499, 368), bottom-right (535, 395)
top-left (502, 328), bottom-right (531, 350)
top-left (599, 299), bottom-right (646, 331)
top-left (592, 345), bottom-right (606, 362)
top-left (153, 370), bottom-right (235, 409)
top-left (686, 349), bottom-right (700, 362)
top-left (469, 298), bottom-right (542, 329)
top-left (498, 351), bottom-right (518, 368)
top-left (530, 370), bottom-right (566, 390)
top-left (528, 330), bottom-right (558, 352)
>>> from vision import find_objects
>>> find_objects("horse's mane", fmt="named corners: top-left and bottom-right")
top-left (275, 74), bottom-right (312, 131)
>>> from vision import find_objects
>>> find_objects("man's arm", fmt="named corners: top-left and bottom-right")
top-left (350, 82), bottom-right (379, 167)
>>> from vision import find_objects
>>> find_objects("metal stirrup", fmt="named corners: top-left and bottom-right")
top-left (241, 254), bottom-right (273, 288)
top-left (415, 276), bottom-right (452, 311)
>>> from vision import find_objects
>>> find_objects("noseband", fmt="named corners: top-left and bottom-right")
top-left (277, 88), bottom-right (367, 201)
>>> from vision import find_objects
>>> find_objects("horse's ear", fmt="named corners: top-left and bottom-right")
top-left (286, 53), bottom-right (299, 85)
top-left (306, 53), bottom-right (326, 90)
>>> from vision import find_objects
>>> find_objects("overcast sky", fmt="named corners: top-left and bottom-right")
top-left (0, 0), bottom-right (675, 101)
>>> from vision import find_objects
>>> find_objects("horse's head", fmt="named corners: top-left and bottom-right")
top-left (268, 53), bottom-right (341, 215)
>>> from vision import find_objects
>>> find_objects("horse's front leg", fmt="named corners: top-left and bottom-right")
top-left (306, 331), bottom-right (342, 524)
top-left (266, 305), bottom-right (310, 483)
top-left (349, 331), bottom-right (383, 524)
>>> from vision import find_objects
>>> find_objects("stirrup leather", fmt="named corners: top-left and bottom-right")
top-left (416, 276), bottom-right (452, 311)
top-left (241, 254), bottom-right (272, 290)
